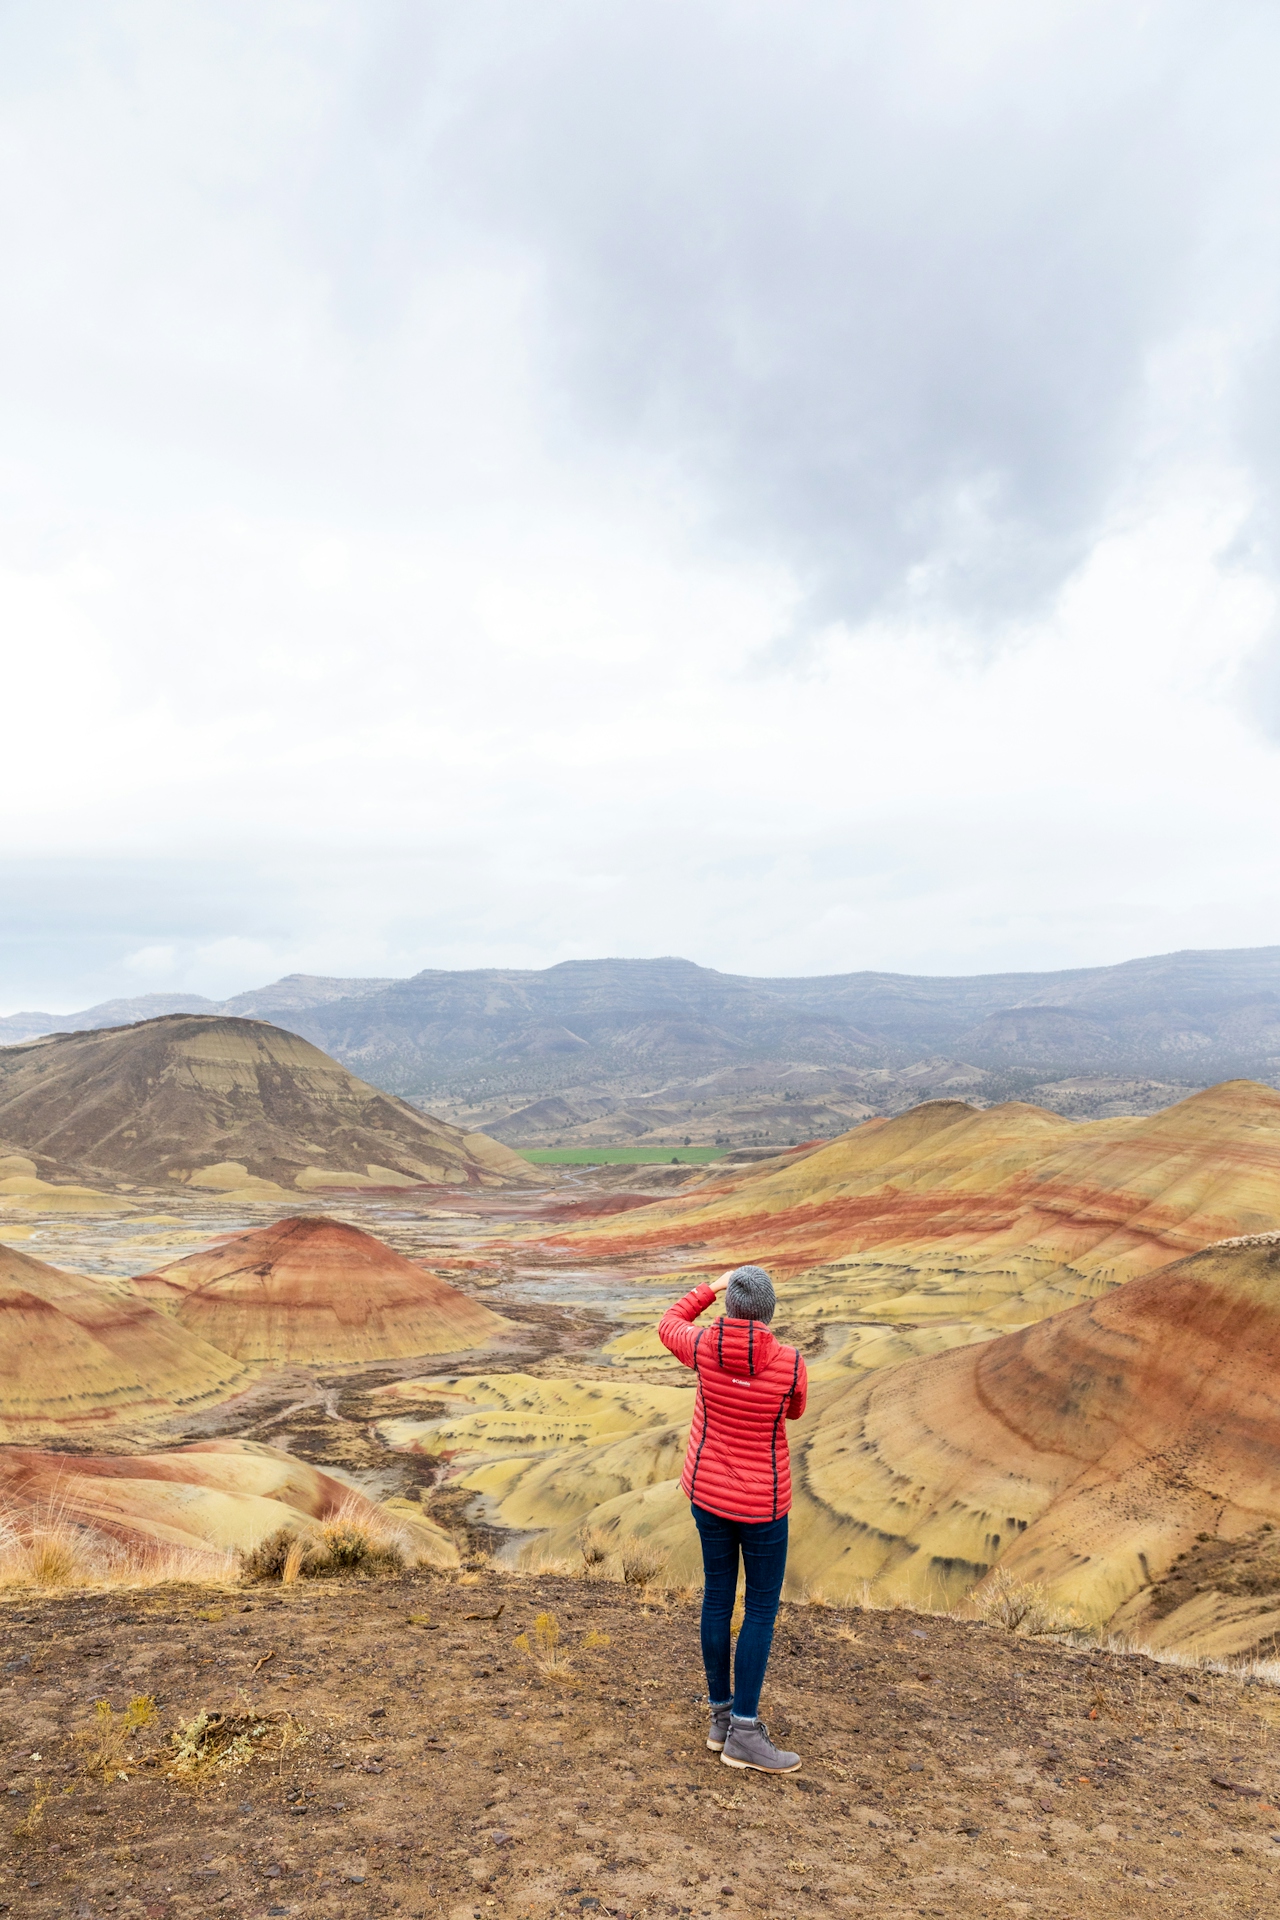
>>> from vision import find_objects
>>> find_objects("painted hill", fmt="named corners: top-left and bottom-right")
top-left (800, 1232), bottom-right (1280, 1627)
top-left (0, 1437), bottom-right (457, 1567)
top-left (0, 1013), bottom-right (537, 1192)
top-left (0, 1240), bottom-right (251, 1441)
top-left (554, 1080), bottom-right (1280, 1343)
top-left (404, 1081), bottom-right (1280, 1626)
top-left (132, 1215), bottom-right (510, 1365)
top-left (459, 1230), bottom-right (1280, 1649)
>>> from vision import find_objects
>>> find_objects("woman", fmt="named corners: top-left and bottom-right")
top-left (658, 1263), bottom-right (807, 1773)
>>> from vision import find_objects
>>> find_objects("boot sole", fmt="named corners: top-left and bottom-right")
top-left (706, 1737), bottom-right (726, 1750)
top-left (720, 1752), bottom-right (801, 1773)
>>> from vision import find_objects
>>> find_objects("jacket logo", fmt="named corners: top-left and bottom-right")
top-left (731, 1378), bottom-right (751, 1386)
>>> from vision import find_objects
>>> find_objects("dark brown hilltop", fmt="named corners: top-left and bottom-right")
top-left (0, 1015), bottom-right (537, 1194)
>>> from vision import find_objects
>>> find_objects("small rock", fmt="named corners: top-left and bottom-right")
top-left (369, 1706), bottom-right (387, 1720)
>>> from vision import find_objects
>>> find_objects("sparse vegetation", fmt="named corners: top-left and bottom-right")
top-left (238, 1501), bottom-right (409, 1585)
top-left (620, 1540), bottom-right (669, 1589)
top-left (75, 1696), bottom-right (157, 1782)
top-left (166, 1709), bottom-right (304, 1783)
top-left (515, 1610), bottom-right (574, 1676)
top-left (11, 1777), bottom-right (48, 1843)
top-left (0, 1500), bottom-right (237, 1593)
top-left (967, 1567), bottom-right (1081, 1637)
top-left (578, 1525), bottom-right (612, 1573)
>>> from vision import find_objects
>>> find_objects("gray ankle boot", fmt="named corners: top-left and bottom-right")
top-left (707, 1701), bottom-right (733, 1751)
top-left (721, 1715), bottom-right (801, 1773)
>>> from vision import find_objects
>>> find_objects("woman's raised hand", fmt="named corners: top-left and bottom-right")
top-left (708, 1269), bottom-right (736, 1297)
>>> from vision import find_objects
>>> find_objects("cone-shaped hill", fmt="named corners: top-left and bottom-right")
top-left (0, 1013), bottom-right (537, 1191)
top-left (132, 1215), bottom-right (510, 1365)
top-left (0, 1241), bottom-right (251, 1441)
top-left (556, 1080), bottom-right (1280, 1335)
top-left (801, 1232), bottom-right (1280, 1625)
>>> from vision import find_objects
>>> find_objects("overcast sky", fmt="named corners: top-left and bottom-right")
top-left (4, 1), bottom-right (1280, 1010)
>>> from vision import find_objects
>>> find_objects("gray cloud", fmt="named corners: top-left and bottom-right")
top-left (332, 1), bottom-right (1277, 628)
top-left (3, 3), bottom-right (1280, 1011)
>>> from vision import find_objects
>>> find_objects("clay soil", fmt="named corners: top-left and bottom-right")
top-left (4, 1570), bottom-right (1280, 1920)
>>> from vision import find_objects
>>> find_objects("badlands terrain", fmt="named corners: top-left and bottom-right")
top-left (5, 1017), bottom-right (1280, 1913)
top-left (3, 1038), bottom-right (1280, 1641)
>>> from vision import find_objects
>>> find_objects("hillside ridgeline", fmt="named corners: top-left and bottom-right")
top-left (0, 1014), bottom-right (536, 1192)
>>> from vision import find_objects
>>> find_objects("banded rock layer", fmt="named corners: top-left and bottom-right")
top-left (133, 1215), bottom-right (510, 1365)
top-left (0, 1241), bottom-right (251, 1441)
top-left (0, 1437), bottom-right (457, 1566)
top-left (555, 1081), bottom-right (1280, 1337)
top-left (804, 1235), bottom-right (1280, 1620)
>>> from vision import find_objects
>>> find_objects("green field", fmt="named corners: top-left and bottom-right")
top-left (515, 1145), bottom-right (726, 1165)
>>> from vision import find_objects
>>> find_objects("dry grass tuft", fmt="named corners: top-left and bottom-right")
top-left (11, 1778), bottom-right (48, 1843)
top-left (620, 1540), bottom-right (669, 1590)
top-left (515, 1610), bottom-right (574, 1677)
top-left (578, 1526), bottom-right (613, 1574)
top-left (239, 1499), bottom-right (409, 1586)
top-left (967, 1567), bottom-right (1081, 1637)
top-left (281, 1538), bottom-right (309, 1585)
top-left (0, 1498), bottom-right (237, 1594)
top-left (0, 1501), bottom-right (100, 1591)
top-left (75, 1696), bottom-right (157, 1783)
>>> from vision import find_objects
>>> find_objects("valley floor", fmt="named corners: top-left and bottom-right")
top-left (2, 1567), bottom-right (1279, 1920)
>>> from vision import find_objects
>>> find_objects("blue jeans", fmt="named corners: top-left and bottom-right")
top-left (691, 1502), bottom-right (789, 1720)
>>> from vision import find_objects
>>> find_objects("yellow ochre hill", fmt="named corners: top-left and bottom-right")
top-left (552, 1079), bottom-right (1280, 1346)
top-left (419, 1081), bottom-right (1280, 1639)
top-left (0, 1013), bottom-right (537, 1194)
top-left (800, 1231), bottom-right (1280, 1627)
top-left (0, 1437), bottom-right (458, 1569)
top-left (132, 1215), bottom-right (511, 1366)
top-left (0, 1240), bottom-right (252, 1442)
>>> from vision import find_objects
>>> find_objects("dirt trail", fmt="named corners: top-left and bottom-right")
top-left (3, 1571), bottom-right (1279, 1919)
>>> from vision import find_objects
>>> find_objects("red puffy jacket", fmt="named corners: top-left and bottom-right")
top-left (658, 1283), bottom-right (808, 1522)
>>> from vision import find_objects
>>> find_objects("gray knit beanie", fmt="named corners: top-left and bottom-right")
top-left (724, 1264), bottom-right (776, 1324)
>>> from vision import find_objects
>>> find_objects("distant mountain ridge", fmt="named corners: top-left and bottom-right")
top-left (6, 949), bottom-right (1280, 1100)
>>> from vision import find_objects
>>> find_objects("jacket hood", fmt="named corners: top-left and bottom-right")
top-left (711, 1315), bottom-right (778, 1377)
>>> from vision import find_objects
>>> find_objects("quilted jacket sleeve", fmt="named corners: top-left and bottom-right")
top-left (787, 1352), bottom-right (809, 1421)
top-left (658, 1282), bottom-right (717, 1367)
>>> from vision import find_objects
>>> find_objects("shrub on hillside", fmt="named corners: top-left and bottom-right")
top-left (969, 1567), bottom-right (1080, 1637)
top-left (239, 1504), bottom-right (408, 1585)
top-left (620, 1540), bottom-right (669, 1589)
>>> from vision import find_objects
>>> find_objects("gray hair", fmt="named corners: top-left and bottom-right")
top-left (724, 1264), bottom-right (776, 1323)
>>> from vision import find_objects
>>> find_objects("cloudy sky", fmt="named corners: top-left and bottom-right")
top-left (4, 0), bottom-right (1280, 1011)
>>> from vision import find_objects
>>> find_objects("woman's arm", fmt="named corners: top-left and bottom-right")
top-left (657, 1270), bottom-right (734, 1366)
top-left (786, 1352), bottom-right (808, 1421)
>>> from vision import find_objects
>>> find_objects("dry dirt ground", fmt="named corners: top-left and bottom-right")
top-left (3, 1569), bottom-right (1280, 1920)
